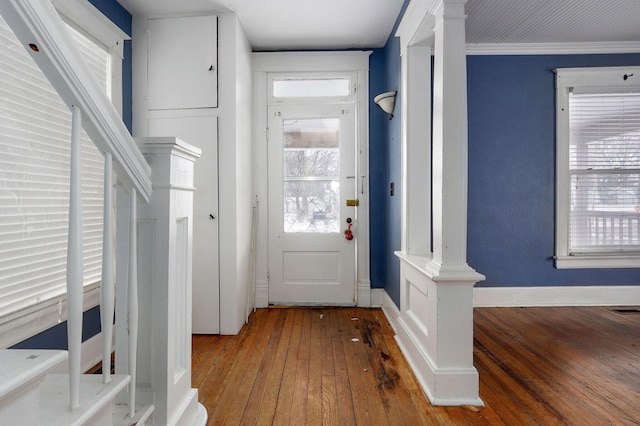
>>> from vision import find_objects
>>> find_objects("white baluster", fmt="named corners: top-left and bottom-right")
top-left (67, 105), bottom-right (83, 410)
top-left (128, 188), bottom-right (138, 417)
top-left (101, 152), bottom-right (114, 384)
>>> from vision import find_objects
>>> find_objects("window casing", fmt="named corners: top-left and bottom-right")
top-left (555, 66), bottom-right (640, 269)
top-left (0, 0), bottom-right (127, 346)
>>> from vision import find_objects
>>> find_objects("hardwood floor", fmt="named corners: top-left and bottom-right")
top-left (192, 306), bottom-right (640, 425)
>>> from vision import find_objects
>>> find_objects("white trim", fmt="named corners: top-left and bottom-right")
top-left (380, 289), bottom-right (399, 332)
top-left (474, 285), bottom-right (640, 307)
top-left (466, 41), bottom-right (640, 55)
top-left (253, 51), bottom-right (371, 73)
top-left (356, 280), bottom-right (372, 307)
top-left (555, 255), bottom-right (640, 269)
top-left (252, 51), bottom-right (371, 308)
top-left (371, 288), bottom-right (385, 308)
top-left (53, 0), bottom-right (130, 58)
top-left (0, 286), bottom-right (100, 349)
top-left (555, 66), bottom-right (640, 268)
top-left (255, 280), bottom-right (269, 308)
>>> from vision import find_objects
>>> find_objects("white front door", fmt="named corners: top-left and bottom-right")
top-left (268, 104), bottom-right (357, 305)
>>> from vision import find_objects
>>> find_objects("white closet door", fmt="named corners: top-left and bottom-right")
top-left (147, 15), bottom-right (218, 110)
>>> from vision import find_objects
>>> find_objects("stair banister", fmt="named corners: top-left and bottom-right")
top-left (101, 152), bottom-right (115, 385)
top-left (127, 188), bottom-right (139, 417)
top-left (67, 104), bottom-right (84, 410)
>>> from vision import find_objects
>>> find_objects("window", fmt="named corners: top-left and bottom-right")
top-left (269, 73), bottom-right (355, 103)
top-left (0, 0), bottom-right (127, 345)
top-left (555, 66), bottom-right (640, 268)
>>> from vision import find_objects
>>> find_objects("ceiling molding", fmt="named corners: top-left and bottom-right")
top-left (466, 41), bottom-right (640, 56)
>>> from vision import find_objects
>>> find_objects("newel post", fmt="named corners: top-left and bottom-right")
top-left (134, 137), bottom-right (207, 425)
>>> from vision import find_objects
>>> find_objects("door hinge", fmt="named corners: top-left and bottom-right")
top-left (266, 127), bottom-right (269, 141)
top-left (266, 270), bottom-right (270, 282)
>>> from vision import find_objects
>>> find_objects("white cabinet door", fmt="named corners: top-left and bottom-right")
top-left (147, 16), bottom-right (218, 110)
top-left (148, 114), bottom-right (220, 334)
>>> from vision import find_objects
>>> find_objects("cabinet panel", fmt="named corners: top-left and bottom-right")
top-left (148, 114), bottom-right (220, 334)
top-left (147, 16), bottom-right (218, 110)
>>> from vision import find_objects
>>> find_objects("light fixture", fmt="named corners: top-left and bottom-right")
top-left (374, 91), bottom-right (397, 120)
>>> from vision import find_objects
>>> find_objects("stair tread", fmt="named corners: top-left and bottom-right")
top-left (0, 349), bottom-right (68, 398)
top-left (39, 374), bottom-right (130, 426)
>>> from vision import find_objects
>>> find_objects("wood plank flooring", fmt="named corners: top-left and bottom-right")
top-left (192, 306), bottom-right (640, 425)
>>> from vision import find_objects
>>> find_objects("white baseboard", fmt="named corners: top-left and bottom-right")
top-left (370, 288), bottom-right (385, 308)
top-left (474, 285), bottom-right (640, 307)
top-left (380, 290), bottom-right (399, 332)
top-left (255, 280), bottom-right (269, 308)
top-left (356, 280), bottom-right (371, 307)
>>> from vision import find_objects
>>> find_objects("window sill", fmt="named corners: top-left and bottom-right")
top-left (555, 255), bottom-right (640, 269)
top-left (0, 284), bottom-right (100, 349)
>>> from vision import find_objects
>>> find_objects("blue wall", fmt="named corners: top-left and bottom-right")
top-left (12, 0), bottom-right (132, 350)
top-left (467, 53), bottom-right (640, 287)
top-left (369, 1), bottom-right (409, 307)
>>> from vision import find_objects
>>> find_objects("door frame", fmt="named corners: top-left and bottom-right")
top-left (252, 51), bottom-right (372, 307)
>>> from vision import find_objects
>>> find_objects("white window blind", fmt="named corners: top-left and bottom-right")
top-left (0, 15), bottom-right (108, 321)
top-left (568, 92), bottom-right (640, 254)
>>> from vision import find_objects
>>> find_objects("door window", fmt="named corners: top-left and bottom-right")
top-left (283, 117), bottom-right (340, 233)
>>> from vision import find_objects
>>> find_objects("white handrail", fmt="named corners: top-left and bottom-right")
top-left (67, 104), bottom-right (83, 410)
top-left (101, 152), bottom-right (115, 384)
top-left (128, 188), bottom-right (139, 417)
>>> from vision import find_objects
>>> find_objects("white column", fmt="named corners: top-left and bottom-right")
top-left (101, 152), bottom-right (114, 384)
top-left (135, 137), bottom-right (206, 425)
top-left (430, 0), bottom-right (471, 269)
top-left (393, 0), bottom-right (485, 406)
top-left (401, 45), bottom-right (432, 256)
top-left (67, 105), bottom-right (83, 410)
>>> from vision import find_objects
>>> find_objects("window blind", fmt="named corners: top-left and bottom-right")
top-left (568, 92), bottom-right (640, 253)
top-left (0, 16), bottom-right (107, 320)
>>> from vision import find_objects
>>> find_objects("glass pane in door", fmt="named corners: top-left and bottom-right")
top-left (283, 118), bottom-right (340, 233)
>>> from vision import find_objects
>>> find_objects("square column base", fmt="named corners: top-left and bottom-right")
top-left (395, 252), bottom-right (484, 406)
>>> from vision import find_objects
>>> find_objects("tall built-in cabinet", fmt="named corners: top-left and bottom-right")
top-left (132, 15), bottom-right (220, 334)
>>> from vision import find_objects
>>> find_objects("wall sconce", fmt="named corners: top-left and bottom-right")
top-left (374, 91), bottom-right (397, 120)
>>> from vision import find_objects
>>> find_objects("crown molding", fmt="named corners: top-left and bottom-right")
top-left (466, 41), bottom-right (640, 55)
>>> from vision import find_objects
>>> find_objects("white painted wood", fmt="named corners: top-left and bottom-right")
top-left (395, 254), bottom-right (482, 406)
top-left (137, 137), bottom-right (206, 425)
top-left (474, 285), bottom-right (640, 307)
top-left (67, 104), bottom-right (83, 410)
top-left (147, 112), bottom-right (220, 334)
top-left (267, 104), bottom-right (357, 305)
top-left (133, 13), bottom-right (253, 336)
top-left (401, 45), bottom-right (431, 256)
top-left (0, 0), bottom-right (152, 201)
top-left (101, 153), bottom-right (114, 384)
top-left (0, 350), bottom-right (67, 425)
top-left (253, 51), bottom-right (371, 309)
top-left (394, 0), bottom-right (485, 406)
top-left (127, 188), bottom-right (138, 418)
top-left (146, 16), bottom-right (218, 110)
top-left (39, 374), bottom-right (130, 426)
top-left (466, 41), bottom-right (640, 55)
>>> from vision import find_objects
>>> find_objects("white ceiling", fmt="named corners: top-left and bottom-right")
top-left (115, 0), bottom-right (405, 51)
top-left (115, 0), bottom-right (640, 51)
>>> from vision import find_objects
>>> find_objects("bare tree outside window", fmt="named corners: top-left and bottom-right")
top-left (283, 118), bottom-right (340, 233)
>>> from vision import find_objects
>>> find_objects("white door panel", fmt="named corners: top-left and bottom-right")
top-left (268, 104), bottom-right (356, 305)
